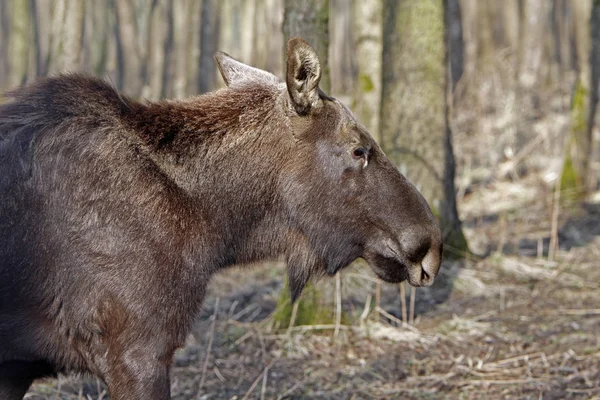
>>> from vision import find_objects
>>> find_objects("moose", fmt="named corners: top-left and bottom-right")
top-left (0, 38), bottom-right (442, 399)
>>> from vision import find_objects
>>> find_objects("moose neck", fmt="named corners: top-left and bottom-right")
top-left (130, 85), bottom-right (294, 271)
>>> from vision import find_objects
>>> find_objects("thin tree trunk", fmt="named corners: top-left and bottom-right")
top-left (585, 0), bottom-right (600, 193)
top-left (380, 0), bottom-right (467, 256)
top-left (114, 0), bottom-right (143, 96)
top-left (283, 0), bottom-right (330, 92)
top-left (187, 0), bottom-right (202, 94)
top-left (275, 0), bottom-right (332, 328)
top-left (160, 0), bottom-right (174, 99)
top-left (561, 0), bottom-right (593, 200)
top-left (173, 0), bottom-right (190, 98)
top-left (62, 0), bottom-right (85, 71)
top-left (88, 0), bottom-right (110, 75)
top-left (9, 0), bottom-right (30, 87)
top-left (29, 0), bottom-right (42, 77)
top-left (198, 0), bottom-right (219, 93)
top-left (446, 0), bottom-right (464, 92)
top-left (0, 0), bottom-right (11, 89)
top-left (352, 0), bottom-right (382, 141)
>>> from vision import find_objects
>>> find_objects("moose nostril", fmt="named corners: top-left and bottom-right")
top-left (421, 268), bottom-right (430, 281)
top-left (408, 238), bottom-right (431, 263)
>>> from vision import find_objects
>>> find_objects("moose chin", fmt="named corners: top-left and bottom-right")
top-left (0, 37), bottom-right (442, 399)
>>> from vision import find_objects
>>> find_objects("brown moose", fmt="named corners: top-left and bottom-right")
top-left (0, 38), bottom-right (442, 399)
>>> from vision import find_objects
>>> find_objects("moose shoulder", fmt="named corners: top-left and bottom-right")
top-left (0, 38), bottom-right (442, 399)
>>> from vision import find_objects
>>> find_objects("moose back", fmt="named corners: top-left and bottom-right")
top-left (0, 38), bottom-right (442, 399)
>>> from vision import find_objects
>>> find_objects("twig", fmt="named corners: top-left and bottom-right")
top-left (334, 273), bottom-right (342, 339)
top-left (287, 324), bottom-right (349, 332)
top-left (549, 168), bottom-right (561, 261)
top-left (234, 330), bottom-right (253, 346)
top-left (286, 301), bottom-right (299, 335)
top-left (496, 131), bottom-right (546, 178)
top-left (55, 375), bottom-right (61, 400)
top-left (496, 213), bottom-right (507, 254)
top-left (198, 297), bottom-right (219, 392)
top-left (456, 378), bottom-right (535, 386)
top-left (260, 361), bottom-right (270, 400)
top-left (374, 306), bottom-right (421, 333)
top-left (399, 282), bottom-right (407, 323)
top-left (375, 280), bottom-right (381, 322)
top-left (242, 360), bottom-right (273, 400)
top-left (560, 308), bottom-right (600, 315)
top-left (409, 287), bottom-right (416, 325)
top-left (276, 380), bottom-right (305, 400)
top-left (359, 294), bottom-right (372, 324)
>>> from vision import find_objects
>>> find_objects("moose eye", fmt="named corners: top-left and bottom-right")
top-left (353, 148), bottom-right (367, 159)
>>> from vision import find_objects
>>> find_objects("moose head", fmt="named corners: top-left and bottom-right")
top-left (214, 38), bottom-right (443, 300)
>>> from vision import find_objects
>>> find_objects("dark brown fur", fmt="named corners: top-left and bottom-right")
top-left (0, 38), bottom-right (442, 399)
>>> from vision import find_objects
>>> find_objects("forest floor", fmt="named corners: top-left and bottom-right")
top-left (26, 166), bottom-right (600, 399)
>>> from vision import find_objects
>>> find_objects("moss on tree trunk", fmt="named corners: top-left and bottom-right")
top-left (380, 0), bottom-right (468, 258)
top-left (275, 0), bottom-right (333, 329)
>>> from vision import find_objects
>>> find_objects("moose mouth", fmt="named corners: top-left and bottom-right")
top-left (363, 244), bottom-right (437, 287)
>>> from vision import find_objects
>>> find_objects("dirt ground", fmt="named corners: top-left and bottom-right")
top-left (26, 168), bottom-right (600, 399)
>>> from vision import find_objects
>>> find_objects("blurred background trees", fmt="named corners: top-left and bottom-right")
top-left (1, 0), bottom-right (600, 318)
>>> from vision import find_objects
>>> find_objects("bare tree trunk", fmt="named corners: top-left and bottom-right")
top-left (8, 0), bottom-right (30, 87)
top-left (160, 0), bottom-right (174, 99)
top-left (252, 0), bottom-right (271, 71)
top-left (114, 0), bottom-right (143, 96)
top-left (48, 0), bottom-right (66, 74)
top-left (517, 0), bottom-right (551, 111)
top-left (62, 0), bottom-right (85, 71)
top-left (446, 0), bottom-right (464, 92)
top-left (352, 0), bottom-right (382, 141)
top-left (561, 0), bottom-right (593, 200)
top-left (29, 0), bottom-right (42, 77)
top-left (187, 0), bottom-right (202, 94)
top-left (380, 0), bottom-right (467, 256)
top-left (283, 0), bottom-right (330, 92)
top-left (265, 0), bottom-right (284, 76)
top-left (0, 0), bottom-right (11, 89)
top-left (87, 0), bottom-right (110, 76)
top-left (275, 0), bottom-right (333, 328)
top-left (198, 0), bottom-right (219, 93)
top-left (173, 0), bottom-right (190, 98)
top-left (331, 0), bottom-right (354, 95)
top-left (584, 0), bottom-right (600, 194)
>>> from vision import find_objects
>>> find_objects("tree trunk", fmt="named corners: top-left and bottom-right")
top-left (446, 0), bottom-right (464, 92)
top-left (29, 0), bottom-right (42, 77)
top-left (114, 0), bottom-right (143, 96)
top-left (8, 0), bottom-right (30, 87)
top-left (330, 0), bottom-right (354, 95)
top-left (0, 0), bottom-right (11, 89)
top-left (173, 0), bottom-right (190, 98)
top-left (352, 0), bottom-right (382, 141)
top-left (275, 0), bottom-right (332, 328)
top-left (87, 0), bottom-right (110, 76)
top-left (198, 0), bottom-right (219, 93)
top-left (283, 0), bottom-right (330, 92)
top-left (160, 0), bottom-right (174, 99)
top-left (62, 0), bottom-right (85, 71)
top-left (561, 0), bottom-right (593, 200)
top-left (380, 0), bottom-right (467, 257)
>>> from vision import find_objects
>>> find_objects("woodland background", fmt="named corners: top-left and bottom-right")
top-left (1, 0), bottom-right (599, 399)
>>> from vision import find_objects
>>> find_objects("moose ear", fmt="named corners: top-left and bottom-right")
top-left (286, 37), bottom-right (322, 115)
top-left (214, 51), bottom-right (278, 87)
